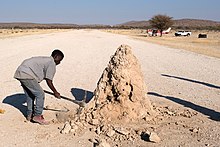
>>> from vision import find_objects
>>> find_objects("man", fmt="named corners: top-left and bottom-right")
top-left (14, 49), bottom-right (64, 125)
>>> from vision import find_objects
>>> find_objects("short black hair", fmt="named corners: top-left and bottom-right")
top-left (51, 49), bottom-right (64, 58)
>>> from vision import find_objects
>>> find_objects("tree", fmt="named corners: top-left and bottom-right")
top-left (149, 14), bottom-right (173, 37)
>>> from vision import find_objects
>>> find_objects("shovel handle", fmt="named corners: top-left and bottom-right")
top-left (44, 90), bottom-right (86, 107)
top-left (44, 90), bottom-right (71, 100)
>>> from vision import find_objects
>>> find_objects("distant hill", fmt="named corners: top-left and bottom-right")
top-left (0, 22), bottom-right (79, 29)
top-left (0, 22), bottom-right (110, 29)
top-left (117, 19), bottom-right (220, 30)
top-left (173, 19), bottom-right (220, 28)
top-left (116, 20), bottom-right (149, 27)
top-left (0, 19), bottom-right (219, 30)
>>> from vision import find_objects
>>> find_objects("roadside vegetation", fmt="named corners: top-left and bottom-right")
top-left (149, 14), bottom-right (174, 37)
top-left (104, 29), bottom-right (220, 58)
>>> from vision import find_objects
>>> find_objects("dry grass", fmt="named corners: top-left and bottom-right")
top-left (103, 29), bottom-right (220, 58)
top-left (0, 29), bottom-right (68, 39)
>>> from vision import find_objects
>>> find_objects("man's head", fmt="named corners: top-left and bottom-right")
top-left (51, 49), bottom-right (64, 65)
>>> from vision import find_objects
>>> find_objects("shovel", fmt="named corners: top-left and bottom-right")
top-left (44, 90), bottom-right (86, 108)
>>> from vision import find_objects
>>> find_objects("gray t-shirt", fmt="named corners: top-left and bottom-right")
top-left (14, 56), bottom-right (56, 82)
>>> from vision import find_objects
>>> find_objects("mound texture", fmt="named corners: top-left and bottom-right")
top-left (85, 44), bottom-right (153, 124)
top-left (58, 45), bottom-right (154, 135)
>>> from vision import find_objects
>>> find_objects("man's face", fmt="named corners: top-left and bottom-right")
top-left (53, 55), bottom-right (63, 65)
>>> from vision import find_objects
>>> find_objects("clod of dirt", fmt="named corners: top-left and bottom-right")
top-left (60, 122), bottom-right (72, 134)
top-left (0, 109), bottom-right (5, 114)
top-left (149, 132), bottom-right (161, 143)
top-left (89, 138), bottom-right (111, 147)
top-left (114, 127), bottom-right (130, 135)
top-left (94, 138), bottom-right (111, 147)
top-left (106, 128), bottom-right (115, 137)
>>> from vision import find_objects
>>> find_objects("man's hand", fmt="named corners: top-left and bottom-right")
top-left (45, 78), bottom-right (61, 99)
top-left (54, 91), bottom-right (61, 99)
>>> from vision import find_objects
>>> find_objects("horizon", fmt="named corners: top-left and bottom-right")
top-left (0, 0), bottom-right (219, 25)
top-left (1, 18), bottom-right (219, 26)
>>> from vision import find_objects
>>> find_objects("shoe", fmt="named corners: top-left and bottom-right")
top-left (26, 113), bottom-right (33, 121)
top-left (32, 115), bottom-right (49, 125)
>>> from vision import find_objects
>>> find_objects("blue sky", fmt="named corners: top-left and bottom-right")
top-left (0, 0), bottom-right (219, 25)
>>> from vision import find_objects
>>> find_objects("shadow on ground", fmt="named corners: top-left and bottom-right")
top-left (71, 88), bottom-right (93, 103)
top-left (2, 93), bottom-right (27, 117)
top-left (162, 74), bottom-right (220, 90)
top-left (147, 92), bottom-right (220, 121)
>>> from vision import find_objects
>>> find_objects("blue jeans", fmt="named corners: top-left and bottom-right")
top-left (19, 79), bottom-right (45, 116)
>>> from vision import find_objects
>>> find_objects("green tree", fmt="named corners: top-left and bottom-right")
top-left (149, 14), bottom-right (173, 36)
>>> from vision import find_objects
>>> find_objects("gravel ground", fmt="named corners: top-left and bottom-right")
top-left (0, 30), bottom-right (220, 147)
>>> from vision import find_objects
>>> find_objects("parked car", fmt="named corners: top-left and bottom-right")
top-left (175, 30), bottom-right (192, 36)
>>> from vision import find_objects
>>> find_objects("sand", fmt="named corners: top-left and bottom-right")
top-left (0, 29), bottom-right (220, 146)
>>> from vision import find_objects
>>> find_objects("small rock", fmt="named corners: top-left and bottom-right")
top-left (70, 120), bottom-right (76, 126)
top-left (69, 129), bottom-right (76, 133)
top-left (77, 122), bottom-right (85, 128)
top-left (190, 127), bottom-right (200, 133)
top-left (143, 116), bottom-right (152, 121)
top-left (114, 127), bottom-right (130, 135)
top-left (89, 119), bottom-right (99, 126)
top-left (95, 139), bottom-right (111, 147)
top-left (167, 106), bottom-right (173, 110)
top-left (60, 122), bottom-right (71, 134)
top-left (96, 126), bottom-right (101, 135)
top-left (89, 138), bottom-right (98, 144)
top-left (101, 125), bottom-right (109, 133)
top-left (70, 124), bottom-right (79, 132)
top-left (135, 129), bottom-right (143, 135)
top-left (127, 136), bottom-right (133, 141)
top-left (92, 111), bottom-right (99, 119)
top-left (166, 110), bottom-right (174, 115)
top-left (107, 117), bottom-right (111, 122)
top-left (106, 128), bottom-right (115, 137)
top-left (0, 109), bottom-right (6, 114)
top-left (149, 132), bottom-right (161, 143)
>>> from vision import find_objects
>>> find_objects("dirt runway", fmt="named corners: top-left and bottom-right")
top-left (0, 30), bottom-right (220, 146)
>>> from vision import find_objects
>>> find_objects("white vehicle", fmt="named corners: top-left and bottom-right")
top-left (175, 30), bottom-right (191, 36)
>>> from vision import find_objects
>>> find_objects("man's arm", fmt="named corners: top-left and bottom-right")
top-left (45, 78), bottom-right (60, 98)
